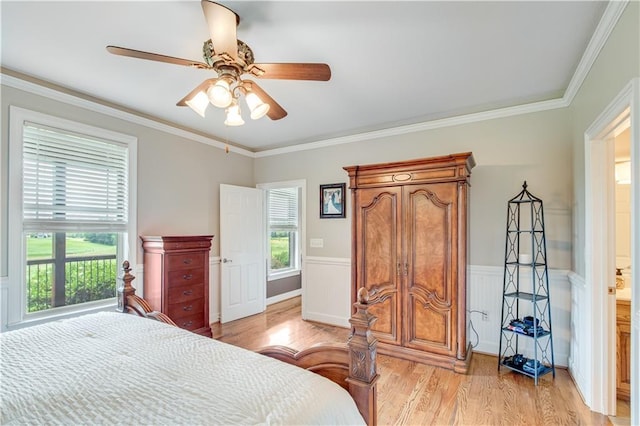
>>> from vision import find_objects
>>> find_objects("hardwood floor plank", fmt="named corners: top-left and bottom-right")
top-left (214, 297), bottom-right (611, 425)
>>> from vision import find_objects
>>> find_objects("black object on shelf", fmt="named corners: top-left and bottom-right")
top-left (498, 181), bottom-right (556, 385)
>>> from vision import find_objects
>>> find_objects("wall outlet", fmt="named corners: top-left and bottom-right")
top-left (309, 238), bottom-right (324, 248)
top-left (481, 311), bottom-right (489, 321)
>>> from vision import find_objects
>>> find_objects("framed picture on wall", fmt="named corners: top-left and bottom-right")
top-left (320, 183), bottom-right (346, 219)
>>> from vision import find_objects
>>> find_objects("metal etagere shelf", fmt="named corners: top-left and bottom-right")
top-left (498, 181), bottom-right (555, 385)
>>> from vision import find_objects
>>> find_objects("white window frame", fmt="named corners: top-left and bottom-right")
top-left (258, 180), bottom-right (305, 281)
top-left (7, 106), bottom-right (137, 329)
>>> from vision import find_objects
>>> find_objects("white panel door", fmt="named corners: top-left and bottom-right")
top-left (220, 184), bottom-right (265, 323)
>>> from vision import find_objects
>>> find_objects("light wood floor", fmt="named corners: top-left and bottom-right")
top-left (212, 296), bottom-right (611, 425)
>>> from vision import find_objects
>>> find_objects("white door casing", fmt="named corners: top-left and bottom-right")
top-left (219, 184), bottom-right (265, 323)
top-left (584, 78), bottom-right (639, 422)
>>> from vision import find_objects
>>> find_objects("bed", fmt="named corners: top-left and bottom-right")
top-left (1, 261), bottom-right (378, 425)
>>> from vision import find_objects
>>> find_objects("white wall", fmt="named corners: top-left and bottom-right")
top-left (255, 108), bottom-right (574, 270)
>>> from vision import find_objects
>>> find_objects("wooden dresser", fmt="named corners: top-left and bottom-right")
top-left (140, 235), bottom-right (213, 337)
top-left (344, 153), bottom-right (475, 373)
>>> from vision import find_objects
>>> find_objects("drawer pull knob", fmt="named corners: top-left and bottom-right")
top-left (183, 258), bottom-right (193, 264)
top-left (182, 274), bottom-right (193, 280)
top-left (183, 290), bottom-right (193, 296)
top-left (183, 305), bottom-right (193, 311)
top-left (182, 321), bottom-right (193, 327)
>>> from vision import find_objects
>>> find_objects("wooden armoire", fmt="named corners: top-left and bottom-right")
top-left (344, 152), bottom-right (475, 373)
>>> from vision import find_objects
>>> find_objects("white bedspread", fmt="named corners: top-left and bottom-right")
top-left (1, 312), bottom-right (365, 425)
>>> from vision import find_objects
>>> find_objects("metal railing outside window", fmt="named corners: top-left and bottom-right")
top-left (26, 255), bottom-right (117, 312)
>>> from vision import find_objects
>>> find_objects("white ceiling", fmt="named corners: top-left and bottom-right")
top-left (1, 1), bottom-right (608, 152)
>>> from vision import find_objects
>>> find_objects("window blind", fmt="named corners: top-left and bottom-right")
top-left (267, 188), bottom-right (299, 231)
top-left (22, 122), bottom-right (129, 232)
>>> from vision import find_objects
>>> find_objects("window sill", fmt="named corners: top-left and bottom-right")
top-left (6, 299), bottom-right (117, 331)
top-left (268, 269), bottom-right (301, 282)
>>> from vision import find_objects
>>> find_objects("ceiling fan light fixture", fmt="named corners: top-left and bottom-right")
top-left (185, 91), bottom-right (209, 117)
top-left (224, 101), bottom-right (245, 126)
top-left (245, 91), bottom-right (270, 120)
top-left (208, 79), bottom-right (233, 108)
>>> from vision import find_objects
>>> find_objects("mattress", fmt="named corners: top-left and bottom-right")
top-left (1, 312), bottom-right (365, 425)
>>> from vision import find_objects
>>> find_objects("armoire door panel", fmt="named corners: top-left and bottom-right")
top-left (407, 295), bottom-right (455, 355)
top-left (362, 193), bottom-right (397, 288)
top-left (406, 185), bottom-right (456, 301)
top-left (356, 188), bottom-right (402, 345)
top-left (367, 294), bottom-right (398, 342)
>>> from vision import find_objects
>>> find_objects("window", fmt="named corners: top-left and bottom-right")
top-left (8, 107), bottom-right (137, 326)
top-left (265, 185), bottom-right (301, 278)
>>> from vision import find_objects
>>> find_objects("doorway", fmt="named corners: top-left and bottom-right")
top-left (256, 180), bottom-right (306, 307)
top-left (584, 79), bottom-right (638, 423)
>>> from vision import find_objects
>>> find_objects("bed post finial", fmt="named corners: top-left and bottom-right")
top-left (116, 260), bottom-right (136, 313)
top-left (347, 287), bottom-right (378, 425)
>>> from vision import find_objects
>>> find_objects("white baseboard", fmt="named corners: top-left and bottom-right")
top-left (267, 289), bottom-right (302, 306)
top-left (303, 311), bottom-right (350, 328)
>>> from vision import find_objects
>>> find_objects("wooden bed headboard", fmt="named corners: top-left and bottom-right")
top-left (116, 261), bottom-right (379, 426)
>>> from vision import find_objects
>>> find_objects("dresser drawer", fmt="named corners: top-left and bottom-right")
top-left (168, 298), bottom-right (204, 320)
top-left (162, 240), bottom-right (212, 251)
top-left (166, 253), bottom-right (205, 271)
top-left (167, 268), bottom-right (205, 288)
top-left (172, 313), bottom-right (205, 332)
top-left (167, 283), bottom-right (205, 304)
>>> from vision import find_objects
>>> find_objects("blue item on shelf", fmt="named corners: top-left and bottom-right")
top-left (505, 353), bottom-right (526, 368)
top-left (523, 316), bottom-right (540, 327)
top-left (522, 359), bottom-right (546, 375)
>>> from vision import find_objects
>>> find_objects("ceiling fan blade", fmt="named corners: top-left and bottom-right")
top-left (176, 79), bottom-right (216, 106)
top-left (106, 46), bottom-right (209, 69)
top-left (243, 80), bottom-right (287, 120)
top-left (251, 63), bottom-right (331, 81)
top-left (201, 0), bottom-right (239, 61)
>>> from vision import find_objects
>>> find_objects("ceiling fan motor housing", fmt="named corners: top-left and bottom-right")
top-left (202, 39), bottom-right (254, 68)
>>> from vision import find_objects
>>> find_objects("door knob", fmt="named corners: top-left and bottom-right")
top-left (222, 258), bottom-right (233, 263)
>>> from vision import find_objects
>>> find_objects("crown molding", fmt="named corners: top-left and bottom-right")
top-left (2, 0), bottom-right (626, 160)
top-left (0, 73), bottom-right (255, 158)
top-left (563, 0), bottom-right (629, 105)
top-left (255, 98), bottom-right (568, 158)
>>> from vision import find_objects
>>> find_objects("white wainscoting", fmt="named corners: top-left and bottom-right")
top-left (468, 265), bottom-right (572, 367)
top-left (299, 257), bottom-right (573, 366)
top-left (302, 256), bottom-right (351, 328)
top-left (568, 272), bottom-right (591, 406)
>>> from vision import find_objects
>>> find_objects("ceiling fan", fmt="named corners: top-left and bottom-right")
top-left (107, 0), bottom-right (331, 125)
